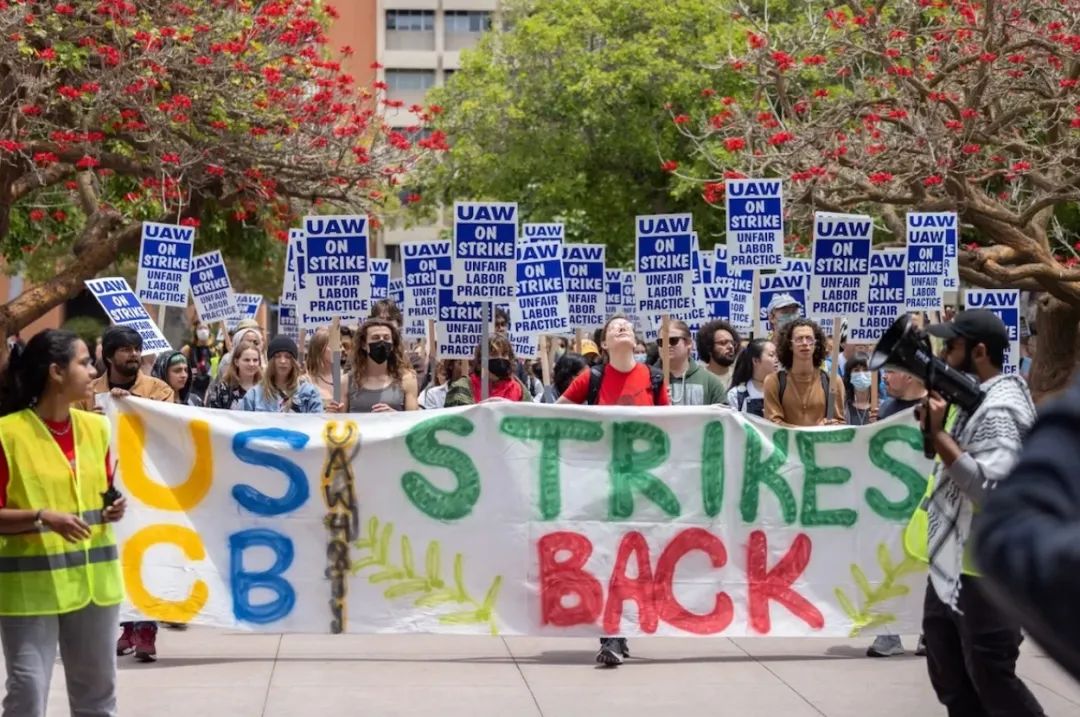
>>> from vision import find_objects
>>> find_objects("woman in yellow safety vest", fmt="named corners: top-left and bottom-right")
top-left (0, 329), bottom-right (126, 717)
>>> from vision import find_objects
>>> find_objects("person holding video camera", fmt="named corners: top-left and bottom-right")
top-left (915, 310), bottom-right (1044, 717)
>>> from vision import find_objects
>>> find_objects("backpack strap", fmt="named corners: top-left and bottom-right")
top-left (736, 385), bottom-right (749, 410)
top-left (820, 369), bottom-right (829, 421)
top-left (586, 365), bottom-right (605, 406)
top-left (778, 370), bottom-right (788, 403)
top-left (648, 366), bottom-right (665, 405)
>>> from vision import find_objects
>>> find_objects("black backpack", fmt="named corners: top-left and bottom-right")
top-left (777, 369), bottom-right (835, 420)
top-left (585, 364), bottom-right (665, 406)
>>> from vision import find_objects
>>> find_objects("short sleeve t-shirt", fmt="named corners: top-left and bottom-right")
top-left (561, 364), bottom-right (671, 406)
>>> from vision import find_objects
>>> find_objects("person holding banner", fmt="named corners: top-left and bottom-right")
top-left (445, 335), bottom-right (531, 407)
top-left (346, 319), bottom-right (419, 413)
top-left (75, 326), bottom-right (174, 410)
top-left (152, 351), bottom-right (202, 407)
top-left (242, 336), bottom-right (324, 414)
top-left (726, 338), bottom-right (779, 417)
top-left (664, 321), bottom-right (727, 406)
top-left (696, 319), bottom-right (741, 392)
top-left (0, 329), bottom-right (126, 717)
top-left (206, 345), bottom-right (262, 411)
top-left (304, 328), bottom-right (348, 412)
top-left (764, 318), bottom-right (845, 427)
top-left (842, 354), bottom-right (877, 426)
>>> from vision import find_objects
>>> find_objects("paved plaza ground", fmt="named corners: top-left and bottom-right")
top-left (5, 629), bottom-right (1079, 716)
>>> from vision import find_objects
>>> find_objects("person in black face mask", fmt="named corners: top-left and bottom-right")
top-left (445, 334), bottom-right (531, 406)
top-left (345, 319), bottom-right (419, 413)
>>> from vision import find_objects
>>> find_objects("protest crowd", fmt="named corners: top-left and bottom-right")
top-left (0, 205), bottom-right (1072, 717)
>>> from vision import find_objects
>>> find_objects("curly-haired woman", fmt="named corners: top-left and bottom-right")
top-left (346, 319), bottom-right (419, 413)
top-left (763, 318), bottom-right (846, 426)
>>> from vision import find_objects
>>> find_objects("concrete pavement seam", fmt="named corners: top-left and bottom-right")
top-left (501, 636), bottom-right (545, 717)
top-left (729, 639), bottom-right (829, 717)
top-left (1017, 671), bottom-right (1080, 708)
top-left (259, 634), bottom-right (284, 717)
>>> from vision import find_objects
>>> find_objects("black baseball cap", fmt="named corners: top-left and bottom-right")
top-left (926, 309), bottom-right (1009, 349)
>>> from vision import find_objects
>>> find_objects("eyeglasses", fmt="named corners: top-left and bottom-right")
top-left (657, 337), bottom-right (687, 348)
top-left (714, 338), bottom-right (735, 347)
top-left (792, 337), bottom-right (817, 346)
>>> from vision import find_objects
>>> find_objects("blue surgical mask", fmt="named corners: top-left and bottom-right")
top-left (851, 372), bottom-right (872, 391)
top-left (633, 353), bottom-right (648, 364)
top-left (1019, 356), bottom-right (1032, 375)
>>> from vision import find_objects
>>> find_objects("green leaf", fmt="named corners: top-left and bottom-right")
top-left (877, 543), bottom-right (894, 576)
top-left (874, 584), bottom-right (910, 602)
top-left (453, 553), bottom-right (469, 601)
top-left (859, 613), bottom-right (898, 633)
top-left (384, 579), bottom-right (432, 599)
top-left (834, 588), bottom-right (858, 620)
top-left (439, 609), bottom-right (485, 625)
top-left (415, 591), bottom-right (460, 608)
top-left (350, 557), bottom-right (380, 573)
top-left (479, 576), bottom-right (503, 616)
top-left (401, 535), bottom-right (415, 578)
top-left (377, 523), bottom-right (394, 564)
top-left (851, 564), bottom-right (872, 600)
top-left (369, 568), bottom-right (405, 584)
top-left (425, 541), bottom-right (443, 586)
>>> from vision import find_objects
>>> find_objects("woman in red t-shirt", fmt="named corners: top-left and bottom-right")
top-left (559, 315), bottom-right (670, 408)
top-left (558, 315), bottom-right (669, 667)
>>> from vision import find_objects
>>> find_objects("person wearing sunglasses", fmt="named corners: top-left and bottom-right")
top-left (661, 320), bottom-right (727, 406)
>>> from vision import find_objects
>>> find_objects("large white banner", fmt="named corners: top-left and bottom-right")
top-left (109, 399), bottom-right (933, 637)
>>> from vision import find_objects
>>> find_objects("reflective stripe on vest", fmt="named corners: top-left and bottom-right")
top-left (902, 407), bottom-right (980, 576)
top-left (0, 409), bottom-right (124, 616)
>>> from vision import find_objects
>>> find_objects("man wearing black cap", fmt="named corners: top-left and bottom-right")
top-left (915, 310), bottom-right (1044, 716)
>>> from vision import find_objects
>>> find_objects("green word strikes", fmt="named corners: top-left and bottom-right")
top-left (401, 415), bottom-right (926, 527)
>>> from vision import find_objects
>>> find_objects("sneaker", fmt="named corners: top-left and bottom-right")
top-left (867, 634), bottom-right (905, 657)
top-left (915, 634), bottom-right (927, 657)
top-left (133, 623), bottom-right (158, 663)
top-left (596, 638), bottom-right (623, 667)
top-left (617, 638), bottom-right (630, 658)
top-left (163, 622), bottom-right (187, 631)
top-left (116, 623), bottom-right (134, 657)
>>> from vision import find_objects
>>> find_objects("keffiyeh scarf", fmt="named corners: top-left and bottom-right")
top-left (926, 374), bottom-right (1036, 610)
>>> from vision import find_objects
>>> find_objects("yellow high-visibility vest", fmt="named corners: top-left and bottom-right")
top-left (0, 409), bottom-right (123, 616)
top-left (903, 407), bottom-right (980, 576)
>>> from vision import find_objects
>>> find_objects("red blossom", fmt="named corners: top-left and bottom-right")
top-left (868, 172), bottom-right (894, 184)
top-left (161, 153), bottom-right (181, 164)
top-left (29, 209), bottom-right (46, 222)
top-left (979, 52), bottom-right (997, 63)
top-left (724, 137), bottom-right (746, 151)
top-left (673, 114), bottom-right (691, 125)
top-left (1011, 160), bottom-right (1031, 172)
top-left (702, 182), bottom-right (725, 203)
top-left (33, 152), bottom-right (59, 165)
top-left (38, 47), bottom-right (57, 61)
top-left (660, 159), bottom-right (679, 173)
top-left (768, 131), bottom-right (795, 146)
top-left (52, 210), bottom-right (67, 222)
top-left (747, 32), bottom-right (766, 49)
top-left (922, 175), bottom-right (943, 186)
top-left (701, 88), bottom-right (717, 97)
top-left (206, 164), bottom-right (225, 176)
top-left (802, 54), bottom-right (826, 65)
top-left (961, 108), bottom-right (979, 119)
top-left (54, 3), bottom-right (75, 14)
top-left (75, 155), bottom-right (99, 169)
top-left (961, 143), bottom-right (981, 154)
top-left (813, 88), bottom-right (829, 98)
top-left (0, 139), bottom-right (23, 153)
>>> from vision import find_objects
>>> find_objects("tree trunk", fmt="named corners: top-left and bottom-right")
top-left (0, 211), bottom-right (140, 339)
top-left (1027, 294), bottom-right (1080, 405)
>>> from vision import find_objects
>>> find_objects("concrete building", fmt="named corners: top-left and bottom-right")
top-left (328, 0), bottom-right (499, 263)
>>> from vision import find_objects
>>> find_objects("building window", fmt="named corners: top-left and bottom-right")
top-left (444, 11), bottom-right (491, 50)
top-left (386, 10), bottom-right (435, 51)
top-left (385, 69), bottom-right (437, 105)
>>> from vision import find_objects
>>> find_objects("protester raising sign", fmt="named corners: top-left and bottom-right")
top-left (563, 244), bottom-right (606, 330)
top-left (453, 202), bottom-right (517, 302)
top-left (190, 251), bottom-right (238, 324)
top-left (403, 240), bottom-right (450, 321)
top-left (228, 293), bottom-right (263, 331)
top-left (301, 215), bottom-right (370, 325)
top-left (85, 278), bottom-right (171, 354)
top-left (905, 212), bottom-right (955, 313)
top-left (725, 178), bottom-right (785, 270)
top-left (369, 258), bottom-right (391, 301)
top-left (513, 240), bottom-right (570, 336)
top-left (966, 289), bottom-right (1021, 374)
top-left (277, 301), bottom-right (299, 344)
top-left (635, 214), bottom-right (694, 316)
top-left (849, 249), bottom-right (906, 344)
top-left (710, 247), bottom-right (754, 332)
top-left (282, 229), bottom-right (303, 307)
top-left (604, 269), bottom-right (624, 318)
top-left (810, 212), bottom-right (872, 321)
top-left (135, 221), bottom-right (195, 307)
top-left (109, 398), bottom-right (932, 637)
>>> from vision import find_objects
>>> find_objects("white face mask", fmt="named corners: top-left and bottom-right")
top-left (851, 372), bottom-right (872, 391)
top-left (633, 353), bottom-right (648, 364)
top-left (196, 328), bottom-right (210, 341)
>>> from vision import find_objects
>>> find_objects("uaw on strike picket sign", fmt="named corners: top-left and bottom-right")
top-left (563, 244), bottom-right (606, 330)
top-left (300, 215), bottom-right (370, 327)
top-left (905, 212), bottom-right (957, 313)
top-left (453, 201), bottom-right (517, 303)
top-left (635, 214), bottom-right (694, 318)
top-left (108, 398), bottom-right (933, 637)
top-left (437, 273), bottom-right (484, 359)
top-left (523, 222), bottom-right (564, 243)
top-left (85, 278), bottom-right (171, 354)
top-left (189, 251), bottom-right (237, 324)
top-left (135, 221), bottom-right (194, 307)
top-left (849, 249), bottom-right (907, 344)
top-left (403, 240), bottom-right (450, 321)
top-left (810, 213), bottom-right (872, 321)
top-left (726, 178), bottom-right (785, 270)
top-left (513, 240), bottom-right (570, 336)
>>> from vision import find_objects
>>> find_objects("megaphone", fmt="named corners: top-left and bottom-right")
top-left (870, 315), bottom-right (984, 457)
top-left (870, 314), bottom-right (984, 413)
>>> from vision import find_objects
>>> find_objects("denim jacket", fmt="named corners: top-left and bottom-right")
top-left (241, 381), bottom-right (324, 413)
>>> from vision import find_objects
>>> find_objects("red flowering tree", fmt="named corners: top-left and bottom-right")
top-left (675, 0), bottom-right (1080, 399)
top-left (0, 0), bottom-right (440, 341)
